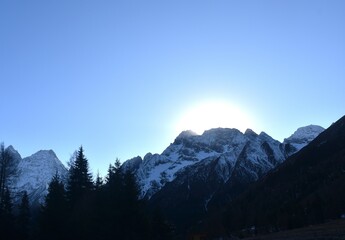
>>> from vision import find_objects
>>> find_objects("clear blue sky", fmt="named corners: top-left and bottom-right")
top-left (1, 0), bottom-right (344, 176)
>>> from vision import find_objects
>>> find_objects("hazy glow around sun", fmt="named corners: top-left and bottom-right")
top-left (175, 100), bottom-right (254, 135)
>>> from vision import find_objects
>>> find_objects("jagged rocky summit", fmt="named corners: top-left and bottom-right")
top-left (6, 146), bottom-right (68, 206)
top-left (122, 125), bottom-right (324, 199)
top-left (4, 124), bottom-right (324, 212)
top-left (121, 125), bottom-right (324, 233)
top-left (221, 115), bottom-right (345, 234)
top-left (283, 125), bottom-right (325, 155)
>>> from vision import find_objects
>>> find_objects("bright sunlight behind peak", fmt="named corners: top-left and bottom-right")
top-left (175, 100), bottom-right (254, 135)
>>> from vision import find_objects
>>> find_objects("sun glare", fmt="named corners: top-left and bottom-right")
top-left (175, 100), bottom-right (253, 135)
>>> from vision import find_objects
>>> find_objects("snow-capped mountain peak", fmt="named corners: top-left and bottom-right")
top-left (4, 124), bottom-right (324, 210)
top-left (176, 130), bottom-right (198, 139)
top-left (283, 125), bottom-right (324, 153)
top-left (285, 125), bottom-right (325, 143)
top-left (7, 147), bottom-right (68, 206)
top-left (145, 124), bottom-right (326, 229)
top-left (123, 125), bottom-right (324, 199)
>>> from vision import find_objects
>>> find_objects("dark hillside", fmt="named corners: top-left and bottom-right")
top-left (223, 115), bottom-right (345, 236)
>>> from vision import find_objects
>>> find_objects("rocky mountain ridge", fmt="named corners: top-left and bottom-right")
top-left (6, 146), bottom-right (68, 206)
top-left (3, 124), bottom-right (324, 210)
top-left (221, 115), bottom-right (345, 236)
top-left (123, 125), bottom-right (324, 199)
top-left (121, 125), bottom-right (324, 234)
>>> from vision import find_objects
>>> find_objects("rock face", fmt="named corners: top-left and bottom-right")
top-left (283, 125), bottom-right (326, 156)
top-left (3, 124), bottom-right (324, 221)
top-left (123, 126), bottom-right (324, 200)
top-left (7, 147), bottom-right (68, 207)
top-left (122, 125), bottom-right (324, 232)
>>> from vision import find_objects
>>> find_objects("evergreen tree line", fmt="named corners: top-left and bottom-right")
top-left (1, 145), bottom-right (172, 240)
top-left (0, 188), bottom-right (30, 240)
top-left (1, 143), bottom-right (30, 240)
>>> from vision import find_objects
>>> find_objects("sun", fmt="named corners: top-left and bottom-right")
top-left (175, 100), bottom-right (253, 135)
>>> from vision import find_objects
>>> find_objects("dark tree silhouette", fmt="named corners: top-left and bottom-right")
top-left (100, 160), bottom-right (124, 239)
top-left (94, 170), bottom-right (103, 191)
top-left (17, 191), bottom-right (30, 240)
top-left (40, 174), bottom-right (67, 240)
top-left (0, 187), bottom-right (15, 239)
top-left (65, 146), bottom-right (94, 239)
top-left (66, 146), bottom-right (93, 207)
top-left (121, 171), bottom-right (150, 240)
top-left (32, 148), bottom-right (162, 239)
top-left (0, 143), bottom-right (13, 203)
top-left (105, 158), bottom-right (121, 188)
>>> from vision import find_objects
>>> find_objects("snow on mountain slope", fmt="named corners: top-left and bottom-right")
top-left (123, 128), bottom-right (245, 197)
top-left (145, 125), bottom-right (325, 232)
top-left (283, 125), bottom-right (325, 155)
top-left (123, 125), bottom-right (324, 199)
top-left (3, 124), bottom-right (324, 208)
top-left (7, 147), bottom-right (68, 206)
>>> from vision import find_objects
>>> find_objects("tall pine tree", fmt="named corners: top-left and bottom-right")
top-left (0, 143), bottom-right (13, 204)
top-left (100, 160), bottom-right (123, 239)
top-left (65, 146), bottom-right (94, 239)
top-left (105, 158), bottom-right (121, 188)
top-left (94, 170), bottom-right (103, 191)
top-left (40, 174), bottom-right (67, 240)
top-left (0, 187), bottom-right (15, 239)
top-left (121, 171), bottom-right (149, 239)
top-left (17, 191), bottom-right (30, 240)
top-left (66, 146), bottom-right (93, 207)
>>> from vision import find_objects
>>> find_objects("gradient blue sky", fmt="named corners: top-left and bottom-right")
top-left (1, 0), bottom-right (344, 176)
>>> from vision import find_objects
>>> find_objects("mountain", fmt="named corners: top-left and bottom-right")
top-left (123, 126), bottom-right (324, 199)
top-left (6, 146), bottom-right (68, 207)
top-left (221, 115), bottom-right (345, 237)
top-left (1, 123), bottom-right (325, 229)
top-left (122, 125), bottom-right (324, 233)
top-left (283, 124), bottom-right (325, 156)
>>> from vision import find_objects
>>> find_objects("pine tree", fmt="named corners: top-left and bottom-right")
top-left (100, 160), bottom-right (123, 239)
top-left (1, 187), bottom-right (13, 220)
top-left (105, 158), bottom-right (121, 188)
top-left (121, 171), bottom-right (149, 239)
top-left (17, 191), bottom-right (30, 240)
top-left (40, 174), bottom-right (67, 240)
top-left (66, 146), bottom-right (93, 206)
top-left (94, 170), bottom-right (103, 191)
top-left (105, 163), bottom-right (114, 182)
top-left (0, 143), bottom-right (13, 203)
top-left (65, 146), bottom-right (94, 239)
top-left (0, 187), bottom-right (15, 239)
